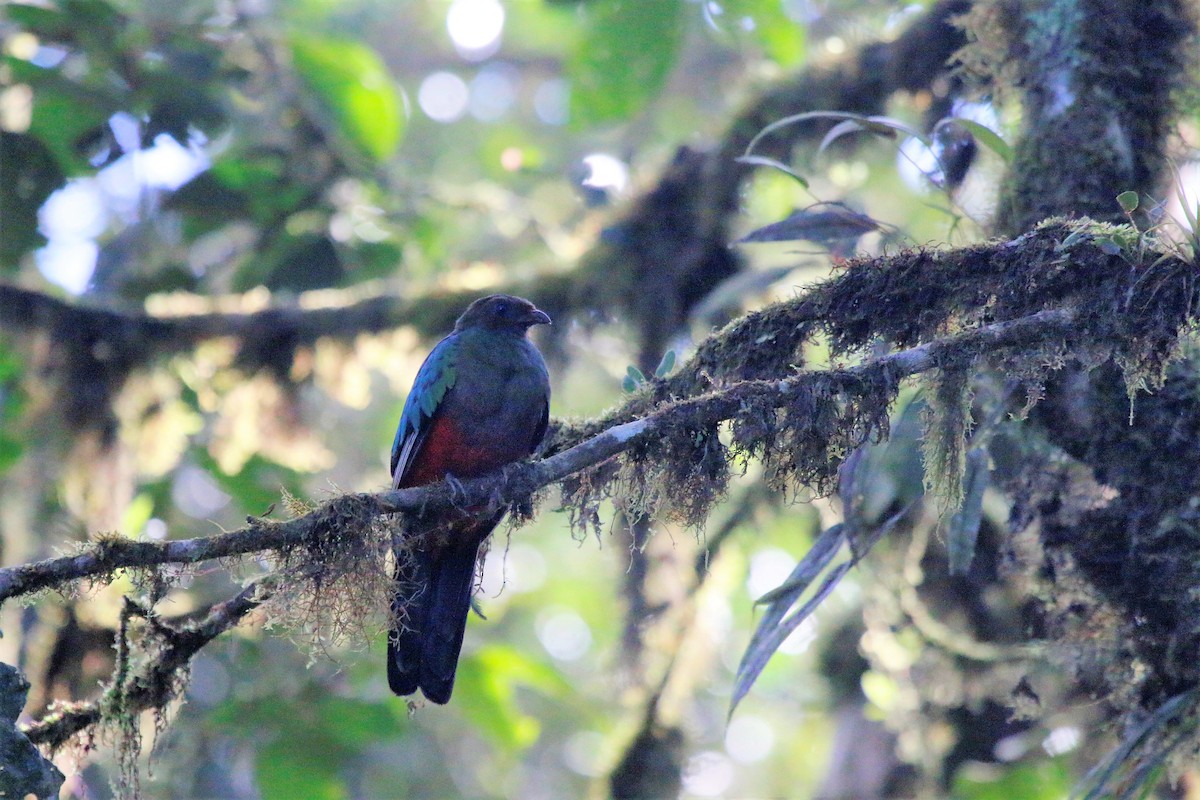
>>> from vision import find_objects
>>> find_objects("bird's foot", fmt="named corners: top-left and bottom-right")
top-left (445, 473), bottom-right (467, 504)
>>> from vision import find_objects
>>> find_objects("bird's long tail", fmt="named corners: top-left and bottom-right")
top-left (388, 527), bottom-right (486, 704)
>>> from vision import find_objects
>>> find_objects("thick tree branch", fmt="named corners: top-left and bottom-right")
top-left (0, 277), bottom-right (573, 372)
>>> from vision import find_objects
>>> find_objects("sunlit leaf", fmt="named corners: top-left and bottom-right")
top-left (257, 739), bottom-right (346, 800)
top-left (716, 0), bottom-right (806, 65)
top-left (454, 644), bottom-right (571, 751)
top-left (289, 35), bottom-right (406, 162)
top-left (1172, 168), bottom-right (1199, 234)
top-left (195, 451), bottom-right (305, 516)
top-left (568, 0), bottom-right (686, 126)
top-left (0, 437), bottom-right (21, 474)
top-left (121, 493), bottom-right (155, 538)
top-left (1116, 190), bottom-right (1140, 214)
top-left (954, 757), bottom-right (1073, 800)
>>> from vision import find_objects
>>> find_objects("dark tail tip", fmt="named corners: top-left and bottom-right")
top-left (387, 633), bottom-right (420, 697)
top-left (419, 674), bottom-right (453, 705)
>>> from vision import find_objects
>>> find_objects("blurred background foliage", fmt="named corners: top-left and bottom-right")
top-left (1, 0), bottom-right (1198, 798)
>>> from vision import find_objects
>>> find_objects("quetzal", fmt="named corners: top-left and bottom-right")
top-left (388, 294), bottom-right (551, 704)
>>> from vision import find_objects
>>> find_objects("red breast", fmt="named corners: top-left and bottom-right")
top-left (397, 414), bottom-right (512, 489)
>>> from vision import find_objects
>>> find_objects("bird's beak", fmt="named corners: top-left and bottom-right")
top-left (528, 308), bottom-right (552, 326)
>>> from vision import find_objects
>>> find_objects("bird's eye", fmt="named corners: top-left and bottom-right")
top-left (494, 301), bottom-right (509, 317)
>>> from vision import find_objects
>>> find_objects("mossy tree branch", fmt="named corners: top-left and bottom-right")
top-left (22, 580), bottom-right (268, 749)
top-left (6, 213), bottom-right (1194, 604)
top-left (0, 305), bottom-right (1078, 605)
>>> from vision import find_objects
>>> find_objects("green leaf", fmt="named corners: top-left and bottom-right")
top-left (954, 757), bottom-right (1072, 800)
top-left (121, 493), bottom-right (155, 538)
top-left (2, 53), bottom-right (119, 176)
top-left (315, 696), bottom-right (405, 747)
top-left (0, 132), bottom-right (64, 268)
top-left (0, 345), bottom-right (22, 385)
top-left (816, 118), bottom-right (885, 157)
top-left (622, 374), bottom-right (638, 393)
top-left (220, 689), bottom-right (404, 800)
top-left (715, 0), bottom-right (806, 65)
top-left (1116, 190), bottom-right (1140, 214)
top-left (946, 448), bottom-right (989, 576)
top-left (568, 0), bottom-right (686, 126)
top-left (731, 524), bottom-right (846, 713)
top-left (5, 4), bottom-right (71, 35)
top-left (745, 111), bottom-right (925, 160)
top-left (454, 645), bottom-right (571, 751)
top-left (943, 118), bottom-right (1013, 164)
top-left (0, 437), bottom-right (21, 474)
top-left (654, 350), bottom-right (676, 378)
top-left (734, 154), bottom-right (809, 187)
top-left (194, 451), bottom-right (305, 516)
top-left (257, 739), bottom-right (346, 800)
top-left (735, 203), bottom-right (884, 247)
top-left (626, 365), bottom-right (646, 386)
top-left (1073, 688), bottom-right (1200, 800)
top-left (289, 35), bottom-right (406, 162)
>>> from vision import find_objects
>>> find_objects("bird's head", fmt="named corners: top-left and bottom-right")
top-left (455, 294), bottom-right (552, 334)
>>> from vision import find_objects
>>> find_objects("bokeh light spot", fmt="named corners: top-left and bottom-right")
top-left (418, 71), bottom-right (469, 122)
top-left (533, 79), bottom-right (569, 125)
top-left (725, 714), bottom-right (776, 764)
top-left (447, 0), bottom-right (504, 60)
top-left (580, 153), bottom-right (628, 193)
top-left (683, 751), bottom-right (735, 797)
top-left (536, 608), bottom-right (592, 661)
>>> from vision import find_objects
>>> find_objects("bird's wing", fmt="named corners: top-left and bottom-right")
top-left (531, 399), bottom-right (550, 454)
top-left (391, 335), bottom-right (459, 486)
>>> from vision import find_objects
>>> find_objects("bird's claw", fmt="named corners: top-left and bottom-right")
top-left (445, 473), bottom-right (467, 502)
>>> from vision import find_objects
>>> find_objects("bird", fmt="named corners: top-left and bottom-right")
top-left (387, 294), bottom-right (551, 704)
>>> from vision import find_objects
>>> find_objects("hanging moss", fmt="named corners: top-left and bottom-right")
top-left (921, 367), bottom-right (974, 519)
